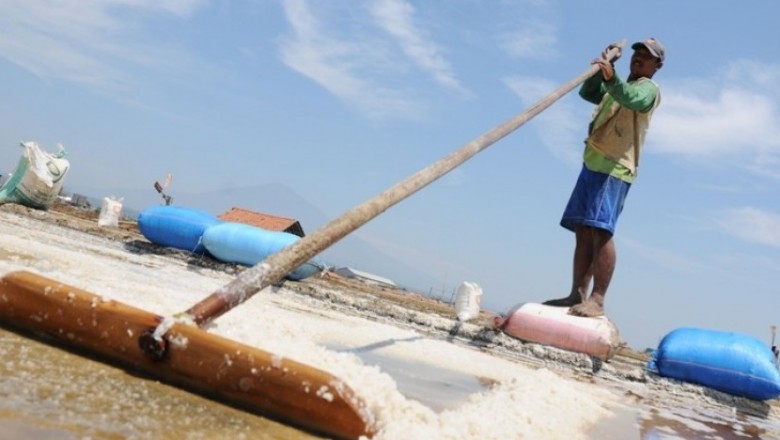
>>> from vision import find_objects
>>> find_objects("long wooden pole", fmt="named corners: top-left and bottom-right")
top-left (174, 41), bottom-right (626, 332)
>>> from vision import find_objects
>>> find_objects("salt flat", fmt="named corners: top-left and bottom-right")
top-left (0, 205), bottom-right (778, 439)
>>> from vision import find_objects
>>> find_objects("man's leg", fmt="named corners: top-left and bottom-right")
top-left (543, 225), bottom-right (594, 307)
top-left (569, 227), bottom-right (615, 317)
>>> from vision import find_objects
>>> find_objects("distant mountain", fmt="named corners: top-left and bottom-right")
top-left (175, 183), bottom-right (328, 233)
top-left (72, 182), bottom-right (440, 295)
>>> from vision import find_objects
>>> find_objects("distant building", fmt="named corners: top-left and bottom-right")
top-left (334, 267), bottom-right (397, 288)
top-left (218, 206), bottom-right (305, 237)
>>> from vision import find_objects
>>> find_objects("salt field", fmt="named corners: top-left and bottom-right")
top-left (1, 206), bottom-right (779, 439)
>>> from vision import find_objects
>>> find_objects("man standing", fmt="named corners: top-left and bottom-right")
top-left (544, 38), bottom-right (664, 317)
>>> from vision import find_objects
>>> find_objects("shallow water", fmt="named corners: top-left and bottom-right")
top-left (590, 407), bottom-right (776, 440)
top-left (336, 346), bottom-right (490, 412)
top-left (636, 406), bottom-right (775, 439)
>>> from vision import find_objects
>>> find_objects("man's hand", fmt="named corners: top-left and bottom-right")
top-left (592, 57), bottom-right (615, 82)
top-left (591, 43), bottom-right (620, 82)
top-left (602, 44), bottom-right (621, 63)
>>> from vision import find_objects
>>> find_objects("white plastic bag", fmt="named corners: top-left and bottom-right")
top-left (98, 196), bottom-right (123, 227)
top-left (0, 141), bottom-right (70, 209)
top-left (454, 281), bottom-right (482, 321)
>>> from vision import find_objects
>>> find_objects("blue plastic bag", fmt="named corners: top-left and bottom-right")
top-left (137, 206), bottom-right (221, 254)
top-left (652, 327), bottom-right (780, 400)
top-left (202, 222), bottom-right (324, 280)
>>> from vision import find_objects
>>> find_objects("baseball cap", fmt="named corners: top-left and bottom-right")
top-left (631, 38), bottom-right (665, 62)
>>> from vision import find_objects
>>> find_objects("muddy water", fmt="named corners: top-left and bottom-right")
top-left (0, 327), bottom-right (319, 440)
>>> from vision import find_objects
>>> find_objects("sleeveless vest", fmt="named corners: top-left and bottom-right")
top-left (586, 78), bottom-right (661, 175)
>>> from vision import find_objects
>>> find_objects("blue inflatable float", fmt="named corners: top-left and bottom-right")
top-left (650, 327), bottom-right (780, 401)
top-left (202, 222), bottom-right (324, 281)
top-left (137, 206), bottom-right (221, 254)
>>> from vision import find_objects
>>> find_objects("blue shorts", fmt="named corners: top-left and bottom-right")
top-left (560, 165), bottom-right (631, 235)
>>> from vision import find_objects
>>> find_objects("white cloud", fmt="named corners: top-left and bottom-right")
top-left (494, 0), bottom-right (558, 60)
top-left (498, 22), bottom-right (558, 60)
top-left (648, 59), bottom-right (780, 178)
top-left (651, 88), bottom-right (780, 155)
top-left (279, 0), bottom-right (427, 119)
top-left (369, 0), bottom-right (468, 95)
top-left (504, 75), bottom-right (584, 167)
top-left (716, 207), bottom-right (780, 247)
top-left (723, 60), bottom-right (780, 95)
top-left (620, 236), bottom-right (708, 273)
top-left (746, 153), bottom-right (780, 180)
top-left (0, 0), bottom-right (208, 90)
top-left (280, 0), bottom-right (471, 119)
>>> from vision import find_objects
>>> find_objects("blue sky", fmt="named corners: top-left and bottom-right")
top-left (0, 0), bottom-right (778, 350)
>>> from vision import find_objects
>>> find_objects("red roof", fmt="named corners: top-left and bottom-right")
top-left (218, 207), bottom-right (305, 237)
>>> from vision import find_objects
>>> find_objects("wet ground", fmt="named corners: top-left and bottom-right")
top-left (0, 327), bottom-right (318, 440)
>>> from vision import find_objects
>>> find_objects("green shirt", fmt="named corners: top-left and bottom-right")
top-left (579, 71), bottom-right (659, 183)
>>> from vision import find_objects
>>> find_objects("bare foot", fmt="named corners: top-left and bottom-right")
top-left (568, 299), bottom-right (604, 317)
top-left (543, 294), bottom-right (582, 307)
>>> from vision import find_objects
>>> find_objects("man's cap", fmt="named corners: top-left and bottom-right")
top-left (632, 38), bottom-right (665, 62)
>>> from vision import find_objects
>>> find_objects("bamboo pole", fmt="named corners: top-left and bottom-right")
top-left (179, 41), bottom-right (627, 331)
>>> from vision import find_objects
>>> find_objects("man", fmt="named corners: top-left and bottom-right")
top-left (543, 38), bottom-right (664, 317)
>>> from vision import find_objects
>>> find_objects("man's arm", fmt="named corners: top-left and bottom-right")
top-left (579, 73), bottom-right (606, 105)
top-left (604, 73), bottom-right (658, 112)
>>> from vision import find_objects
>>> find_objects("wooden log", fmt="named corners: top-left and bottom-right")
top-left (0, 270), bottom-right (375, 440)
